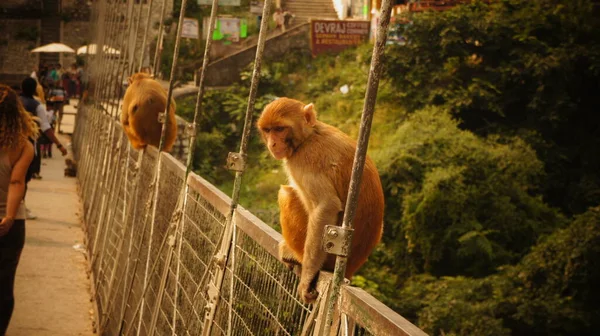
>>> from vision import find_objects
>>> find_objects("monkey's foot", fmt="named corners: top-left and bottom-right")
top-left (298, 281), bottom-right (319, 304)
top-left (279, 241), bottom-right (302, 271)
top-left (282, 257), bottom-right (301, 270)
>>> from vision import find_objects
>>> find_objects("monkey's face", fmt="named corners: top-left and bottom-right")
top-left (260, 125), bottom-right (293, 160)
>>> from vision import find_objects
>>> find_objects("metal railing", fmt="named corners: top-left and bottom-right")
top-left (72, 104), bottom-right (428, 336)
top-left (72, 0), bottom-right (430, 335)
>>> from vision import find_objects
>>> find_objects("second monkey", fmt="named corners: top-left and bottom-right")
top-left (120, 72), bottom-right (177, 151)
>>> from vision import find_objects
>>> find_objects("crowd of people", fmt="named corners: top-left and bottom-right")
top-left (34, 62), bottom-right (86, 101)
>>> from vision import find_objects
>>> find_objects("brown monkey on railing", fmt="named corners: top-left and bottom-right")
top-left (257, 98), bottom-right (384, 303)
top-left (120, 72), bottom-right (177, 151)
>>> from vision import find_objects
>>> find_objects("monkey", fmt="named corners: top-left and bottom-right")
top-left (257, 97), bottom-right (384, 303)
top-left (120, 72), bottom-right (177, 151)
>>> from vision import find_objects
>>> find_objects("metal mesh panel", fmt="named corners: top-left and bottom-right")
top-left (210, 227), bottom-right (312, 336)
top-left (73, 105), bottom-right (425, 336)
top-left (161, 184), bottom-right (227, 335)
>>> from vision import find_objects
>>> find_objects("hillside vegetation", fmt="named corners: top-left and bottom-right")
top-left (175, 0), bottom-right (600, 334)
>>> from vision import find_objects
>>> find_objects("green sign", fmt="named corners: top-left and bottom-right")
top-left (198, 0), bottom-right (241, 5)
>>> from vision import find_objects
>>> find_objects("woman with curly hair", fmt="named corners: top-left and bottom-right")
top-left (0, 84), bottom-right (38, 334)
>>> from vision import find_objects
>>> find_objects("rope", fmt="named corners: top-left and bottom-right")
top-left (321, 0), bottom-right (394, 334)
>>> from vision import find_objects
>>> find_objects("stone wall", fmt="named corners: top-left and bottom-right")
top-left (95, 1), bottom-right (174, 72)
top-left (0, 19), bottom-right (40, 86)
top-left (200, 23), bottom-right (311, 87)
top-left (61, 21), bottom-right (91, 67)
top-left (1, 0), bottom-right (39, 8)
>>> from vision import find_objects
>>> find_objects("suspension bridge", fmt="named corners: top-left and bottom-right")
top-left (20, 0), bottom-right (430, 335)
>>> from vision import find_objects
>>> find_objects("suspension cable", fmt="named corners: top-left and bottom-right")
top-left (201, 1), bottom-right (273, 335)
top-left (129, 0), bottom-right (145, 74)
top-left (171, 0), bottom-right (221, 333)
top-left (138, 0), bottom-right (155, 72)
top-left (152, 0), bottom-right (168, 77)
top-left (321, 0), bottom-right (394, 334)
top-left (128, 0), bottom-right (191, 334)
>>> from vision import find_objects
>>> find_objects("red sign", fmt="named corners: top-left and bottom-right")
top-left (310, 20), bottom-right (370, 56)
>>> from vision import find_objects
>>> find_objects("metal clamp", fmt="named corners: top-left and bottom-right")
top-left (213, 252), bottom-right (226, 268)
top-left (226, 152), bottom-right (247, 172)
top-left (323, 225), bottom-right (354, 257)
top-left (157, 112), bottom-right (166, 123)
top-left (167, 234), bottom-right (176, 247)
top-left (185, 122), bottom-right (197, 137)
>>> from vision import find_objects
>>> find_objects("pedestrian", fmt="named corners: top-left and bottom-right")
top-left (19, 78), bottom-right (67, 195)
top-left (0, 84), bottom-right (39, 334)
top-left (68, 64), bottom-right (78, 99)
top-left (77, 64), bottom-right (88, 103)
top-left (283, 8), bottom-right (295, 29)
top-left (48, 63), bottom-right (62, 87)
top-left (273, 8), bottom-right (285, 32)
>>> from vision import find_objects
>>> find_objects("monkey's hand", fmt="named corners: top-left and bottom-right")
top-left (297, 279), bottom-right (319, 304)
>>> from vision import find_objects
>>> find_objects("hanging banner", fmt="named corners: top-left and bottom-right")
top-left (198, 0), bottom-right (241, 5)
top-left (181, 18), bottom-right (200, 39)
top-left (310, 20), bottom-right (370, 56)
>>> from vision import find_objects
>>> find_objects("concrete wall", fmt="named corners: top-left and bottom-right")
top-left (201, 23), bottom-right (311, 87)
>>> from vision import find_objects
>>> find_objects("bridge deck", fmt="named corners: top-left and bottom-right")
top-left (7, 133), bottom-right (95, 333)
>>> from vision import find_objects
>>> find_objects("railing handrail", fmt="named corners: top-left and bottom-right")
top-left (152, 150), bottom-right (427, 336)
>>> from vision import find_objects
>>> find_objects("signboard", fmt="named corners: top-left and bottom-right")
top-left (310, 20), bottom-right (370, 56)
top-left (198, 0), bottom-right (240, 5)
top-left (250, 1), bottom-right (264, 14)
top-left (219, 17), bottom-right (241, 43)
top-left (181, 18), bottom-right (200, 39)
top-left (202, 16), bottom-right (242, 43)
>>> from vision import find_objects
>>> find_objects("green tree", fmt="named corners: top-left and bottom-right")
top-left (373, 107), bottom-right (563, 280)
top-left (385, 0), bottom-right (600, 215)
top-left (393, 206), bottom-right (600, 336)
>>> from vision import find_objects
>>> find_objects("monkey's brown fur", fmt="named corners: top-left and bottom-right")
top-left (257, 98), bottom-right (384, 303)
top-left (121, 73), bottom-right (177, 151)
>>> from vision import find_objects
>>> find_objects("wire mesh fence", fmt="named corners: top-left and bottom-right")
top-left (74, 0), bottom-right (428, 334)
top-left (73, 105), bottom-right (427, 336)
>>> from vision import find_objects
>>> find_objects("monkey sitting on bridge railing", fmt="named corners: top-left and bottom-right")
top-left (120, 73), bottom-right (177, 152)
top-left (257, 98), bottom-right (385, 304)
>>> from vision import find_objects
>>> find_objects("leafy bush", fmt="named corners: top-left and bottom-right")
top-left (394, 206), bottom-right (600, 336)
top-left (375, 107), bottom-right (564, 278)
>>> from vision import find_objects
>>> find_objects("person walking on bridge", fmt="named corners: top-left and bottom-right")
top-left (19, 78), bottom-right (67, 219)
top-left (0, 84), bottom-right (39, 335)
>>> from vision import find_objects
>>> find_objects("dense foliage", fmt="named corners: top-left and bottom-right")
top-left (386, 0), bottom-right (600, 215)
top-left (173, 0), bottom-right (600, 334)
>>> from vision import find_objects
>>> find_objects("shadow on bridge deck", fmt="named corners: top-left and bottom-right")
top-left (7, 135), bottom-right (95, 333)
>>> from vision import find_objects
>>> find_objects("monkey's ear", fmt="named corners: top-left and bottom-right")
top-left (127, 76), bottom-right (134, 85)
top-left (303, 103), bottom-right (317, 127)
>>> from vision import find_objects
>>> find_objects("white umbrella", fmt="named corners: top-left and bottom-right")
top-left (31, 43), bottom-right (75, 53)
top-left (77, 44), bottom-right (121, 55)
